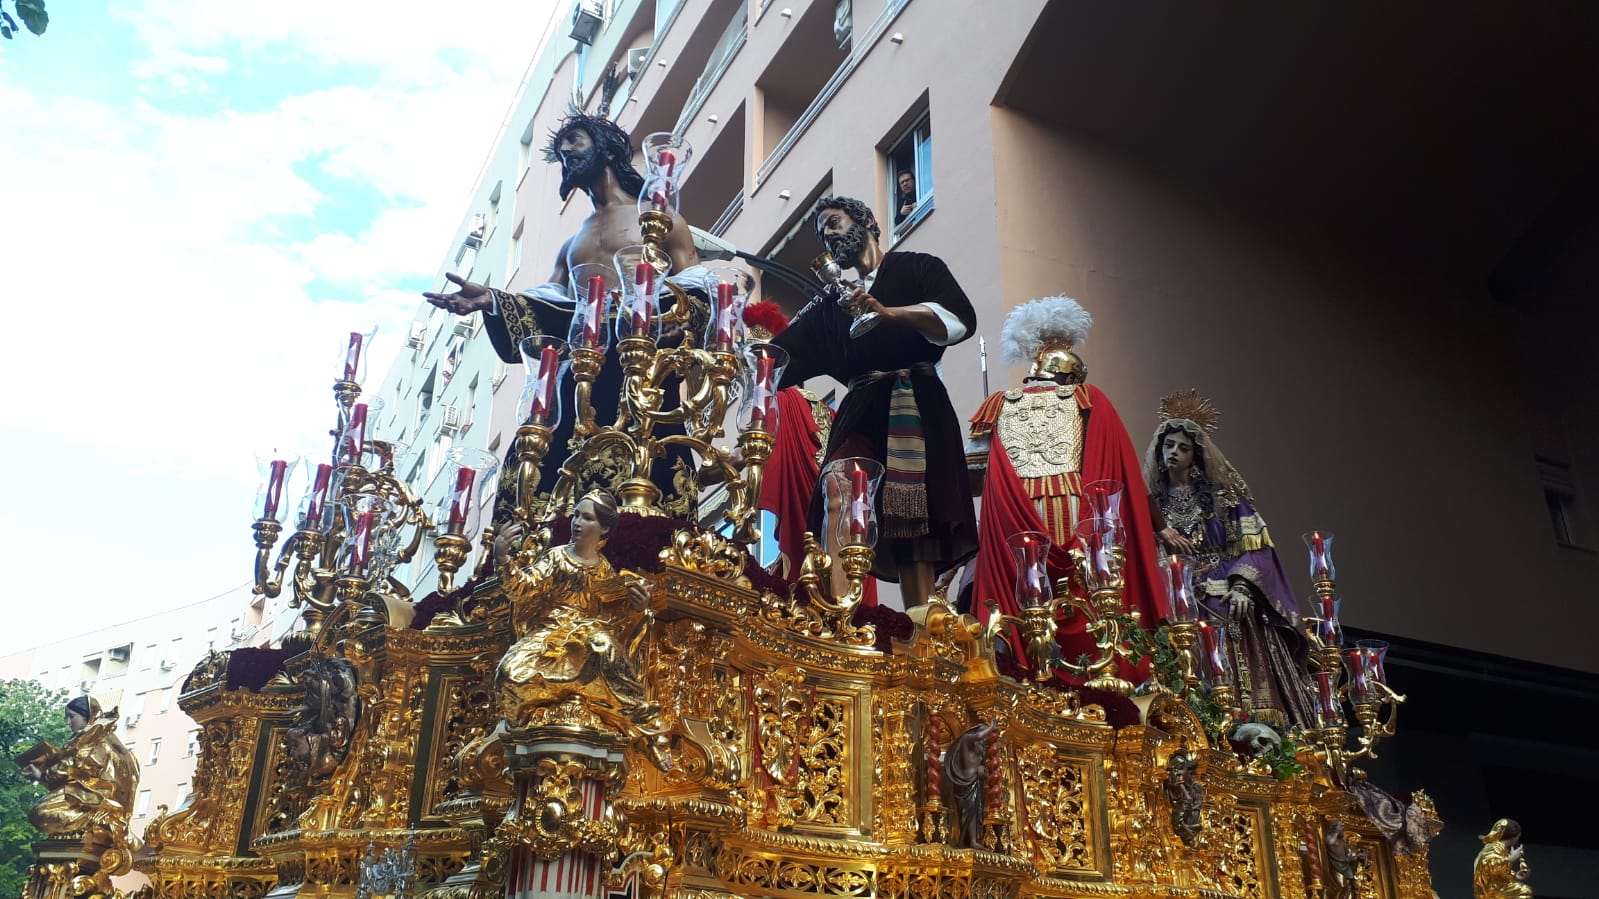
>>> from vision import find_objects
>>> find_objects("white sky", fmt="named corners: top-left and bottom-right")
top-left (0, 0), bottom-right (560, 654)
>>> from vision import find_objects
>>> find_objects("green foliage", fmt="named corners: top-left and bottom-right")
top-left (1121, 620), bottom-right (1306, 781)
top-left (1, 0), bottom-right (48, 39)
top-left (1258, 734), bottom-right (1306, 781)
top-left (0, 679), bottom-right (70, 896)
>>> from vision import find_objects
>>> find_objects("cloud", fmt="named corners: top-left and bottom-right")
top-left (0, 1), bottom-right (559, 482)
top-left (0, 0), bottom-right (563, 658)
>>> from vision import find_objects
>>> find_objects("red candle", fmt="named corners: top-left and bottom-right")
top-left (650, 188), bottom-right (670, 214)
top-left (343, 331), bottom-right (363, 381)
top-left (632, 262), bottom-right (655, 333)
top-left (581, 275), bottom-right (606, 346)
top-left (1364, 647), bottom-right (1387, 685)
top-left (349, 510), bottom-right (376, 570)
top-left (750, 356), bottom-right (776, 431)
top-left (1197, 621), bottom-right (1227, 682)
top-left (848, 465), bottom-right (871, 538)
top-left (530, 346), bottom-right (559, 420)
top-left (343, 403), bottom-right (369, 465)
top-left (306, 463), bottom-right (333, 526)
top-left (262, 459), bottom-right (288, 520)
top-left (1345, 649), bottom-right (1374, 701)
top-left (1167, 555), bottom-right (1195, 621)
top-left (1316, 595), bottom-right (1339, 645)
top-left (1309, 531), bottom-right (1330, 579)
top-left (658, 148), bottom-right (676, 179)
top-left (447, 466), bottom-right (477, 534)
top-left (1314, 670), bottom-right (1339, 724)
top-left (1020, 535), bottom-right (1045, 606)
top-left (715, 281), bottom-right (736, 346)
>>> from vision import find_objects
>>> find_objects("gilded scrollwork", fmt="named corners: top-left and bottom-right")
top-left (1016, 742), bottom-right (1093, 873)
top-left (794, 698), bottom-right (848, 826)
top-left (659, 527), bottom-right (752, 586)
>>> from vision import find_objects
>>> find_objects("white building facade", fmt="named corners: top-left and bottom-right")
top-left (0, 584), bottom-right (266, 849)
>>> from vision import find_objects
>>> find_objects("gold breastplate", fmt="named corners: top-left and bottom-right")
top-left (997, 386), bottom-right (1084, 479)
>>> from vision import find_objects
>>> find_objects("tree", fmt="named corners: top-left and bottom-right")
top-left (1, 0), bottom-right (47, 39)
top-left (0, 679), bottom-right (70, 897)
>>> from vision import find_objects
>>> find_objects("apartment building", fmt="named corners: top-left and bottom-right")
top-left (364, 1), bottom-right (1599, 892)
top-left (0, 584), bottom-right (264, 877)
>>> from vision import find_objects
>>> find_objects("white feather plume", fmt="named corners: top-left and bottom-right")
top-left (999, 296), bottom-right (1093, 367)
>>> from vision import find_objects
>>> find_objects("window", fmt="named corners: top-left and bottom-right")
top-left (886, 112), bottom-right (933, 234)
top-left (135, 790), bottom-right (152, 817)
top-left (160, 688), bottom-right (172, 713)
top-left (142, 643), bottom-right (157, 670)
top-left (485, 182), bottom-right (502, 239)
top-left (518, 122), bottom-right (536, 183)
top-left (148, 739), bottom-right (162, 765)
top-left (1539, 457), bottom-right (1588, 548)
top-left (1546, 489), bottom-right (1575, 545)
top-left (185, 731), bottom-right (200, 758)
top-left (175, 783), bottom-right (189, 805)
top-left (509, 221), bottom-right (524, 280)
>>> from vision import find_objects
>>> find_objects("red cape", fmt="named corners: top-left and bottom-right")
top-left (973, 384), bottom-right (1160, 681)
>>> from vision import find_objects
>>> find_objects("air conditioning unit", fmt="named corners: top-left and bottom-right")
top-left (406, 321), bottom-right (427, 350)
top-left (126, 714), bottom-right (141, 728)
top-left (107, 646), bottom-right (131, 663)
top-left (159, 659), bottom-right (174, 672)
top-left (453, 316), bottom-right (477, 338)
top-left (570, 0), bottom-right (605, 44)
top-left (491, 363), bottom-right (508, 389)
top-left (439, 405), bottom-right (462, 434)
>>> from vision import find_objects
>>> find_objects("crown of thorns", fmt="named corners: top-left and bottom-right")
top-left (543, 114), bottom-right (633, 164)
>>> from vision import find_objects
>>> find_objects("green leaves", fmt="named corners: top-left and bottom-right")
top-left (0, 679), bottom-right (70, 896)
top-left (1, 0), bottom-right (47, 39)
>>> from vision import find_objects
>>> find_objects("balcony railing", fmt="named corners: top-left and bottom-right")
top-left (710, 188), bottom-right (745, 236)
top-left (673, 8), bottom-right (749, 136)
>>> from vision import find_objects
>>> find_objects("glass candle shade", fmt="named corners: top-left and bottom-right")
top-left (568, 263), bottom-right (618, 352)
top-left (337, 325), bottom-right (379, 384)
top-left (1073, 515), bottom-right (1122, 592)
top-left (1310, 595), bottom-right (1342, 648)
top-left (1082, 479), bottom-right (1126, 540)
top-left (298, 462), bottom-right (337, 531)
top-left (1164, 554), bottom-right (1199, 623)
top-left (1196, 620), bottom-right (1233, 687)
top-left (706, 267), bottom-right (753, 351)
top-left (1008, 531), bottom-right (1053, 610)
top-left (1356, 639), bottom-right (1389, 687)
top-left (641, 132), bottom-right (693, 185)
top-left (437, 447), bottom-right (501, 539)
top-left (366, 440), bottom-right (406, 473)
top-left (638, 175), bottom-right (678, 219)
top-left (612, 244), bottom-right (671, 342)
top-left (822, 457), bottom-right (884, 550)
top-left (1303, 530), bottom-right (1336, 581)
top-left (1345, 648), bottom-right (1376, 702)
top-left (338, 493), bottom-right (388, 576)
top-left (1314, 670), bottom-right (1342, 726)
top-left (516, 335), bottom-right (569, 428)
top-left (737, 343), bottom-right (789, 435)
top-left (337, 395), bottom-right (385, 468)
top-left (254, 450), bottom-right (301, 523)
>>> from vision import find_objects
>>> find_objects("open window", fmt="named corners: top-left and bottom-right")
top-left (886, 111), bottom-right (933, 236)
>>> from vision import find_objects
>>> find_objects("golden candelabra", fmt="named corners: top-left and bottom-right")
top-left (983, 536), bottom-right (1141, 695)
top-left (1299, 535), bottom-right (1406, 781)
